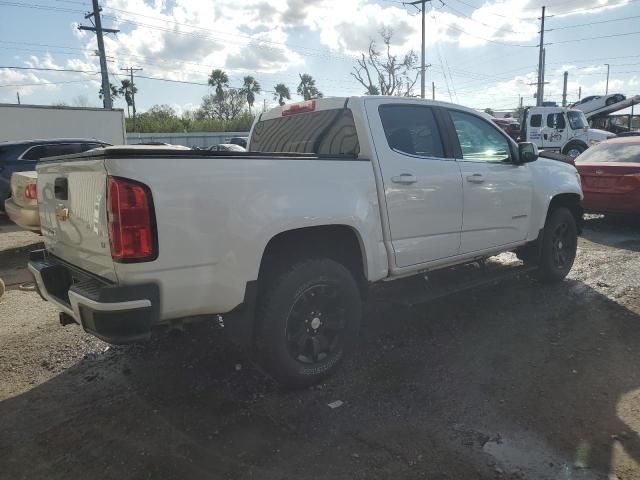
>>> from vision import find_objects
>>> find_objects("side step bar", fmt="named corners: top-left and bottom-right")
top-left (375, 260), bottom-right (537, 309)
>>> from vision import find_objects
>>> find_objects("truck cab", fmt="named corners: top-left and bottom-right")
top-left (521, 106), bottom-right (612, 158)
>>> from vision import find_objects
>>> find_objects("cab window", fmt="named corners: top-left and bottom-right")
top-left (547, 113), bottom-right (566, 129)
top-left (530, 114), bottom-right (542, 127)
top-left (450, 110), bottom-right (511, 163)
top-left (378, 105), bottom-right (445, 158)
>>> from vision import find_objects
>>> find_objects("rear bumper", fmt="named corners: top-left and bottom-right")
top-left (28, 250), bottom-right (160, 344)
top-left (4, 198), bottom-right (40, 231)
top-left (583, 191), bottom-right (640, 214)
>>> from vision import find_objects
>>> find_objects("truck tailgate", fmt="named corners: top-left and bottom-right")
top-left (36, 158), bottom-right (116, 282)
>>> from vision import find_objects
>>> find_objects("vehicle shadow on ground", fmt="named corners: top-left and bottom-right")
top-left (1, 276), bottom-right (639, 479)
top-left (581, 215), bottom-right (640, 251)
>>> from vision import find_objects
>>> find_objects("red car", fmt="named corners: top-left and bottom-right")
top-left (575, 136), bottom-right (640, 215)
top-left (492, 117), bottom-right (521, 141)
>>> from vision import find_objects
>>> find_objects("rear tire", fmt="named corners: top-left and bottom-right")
top-left (256, 258), bottom-right (362, 388)
top-left (536, 207), bottom-right (578, 283)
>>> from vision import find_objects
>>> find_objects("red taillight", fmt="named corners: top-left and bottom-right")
top-left (24, 184), bottom-right (37, 200)
top-left (107, 176), bottom-right (157, 262)
top-left (282, 100), bottom-right (316, 116)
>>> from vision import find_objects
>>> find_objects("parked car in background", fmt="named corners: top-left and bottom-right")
top-left (4, 171), bottom-right (38, 231)
top-left (492, 117), bottom-right (521, 140)
top-left (228, 136), bottom-right (248, 148)
top-left (209, 143), bottom-right (246, 152)
top-left (571, 94), bottom-right (626, 114)
top-left (0, 139), bottom-right (109, 213)
top-left (575, 136), bottom-right (640, 215)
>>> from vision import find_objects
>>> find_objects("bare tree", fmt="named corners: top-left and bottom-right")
top-left (351, 28), bottom-right (419, 97)
top-left (198, 90), bottom-right (246, 121)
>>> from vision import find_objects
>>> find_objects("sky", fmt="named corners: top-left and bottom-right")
top-left (0, 0), bottom-right (639, 115)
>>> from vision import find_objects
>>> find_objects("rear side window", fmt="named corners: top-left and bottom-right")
top-left (21, 143), bottom-right (86, 160)
top-left (250, 109), bottom-right (359, 156)
top-left (530, 114), bottom-right (542, 127)
top-left (379, 105), bottom-right (444, 158)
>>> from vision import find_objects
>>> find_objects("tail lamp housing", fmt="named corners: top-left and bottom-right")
top-left (24, 183), bottom-right (37, 200)
top-left (107, 176), bottom-right (158, 262)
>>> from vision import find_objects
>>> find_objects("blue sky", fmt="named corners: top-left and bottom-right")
top-left (0, 0), bottom-right (639, 114)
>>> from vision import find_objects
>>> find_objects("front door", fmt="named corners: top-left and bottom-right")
top-left (366, 100), bottom-right (463, 268)
top-left (446, 109), bottom-right (533, 254)
top-left (541, 112), bottom-right (566, 149)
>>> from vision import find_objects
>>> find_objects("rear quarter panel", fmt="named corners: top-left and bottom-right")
top-left (105, 156), bottom-right (386, 320)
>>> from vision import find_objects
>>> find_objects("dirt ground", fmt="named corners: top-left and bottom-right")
top-left (1, 215), bottom-right (639, 480)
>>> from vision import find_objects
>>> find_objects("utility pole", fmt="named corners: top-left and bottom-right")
top-left (79, 0), bottom-right (119, 109)
top-left (432, 81), bottom-right (435, 100)
top-left (605, 63), bottom-right (610, 94)
top-left (578, 86), bottom-right (582, 100)
top-left (16, 91), bottom-right (20, 105)
top-left (121, 66), bottom-right (142, 130)
top-left (562, 71), bottom-right (568, 107)
top-left (536, 6), bottom-right (546, 107)
top-left (406, 0), bottom-right (432, 98)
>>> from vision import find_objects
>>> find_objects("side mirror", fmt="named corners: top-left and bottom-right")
top-left (518, 142), bottom-right (538, 164)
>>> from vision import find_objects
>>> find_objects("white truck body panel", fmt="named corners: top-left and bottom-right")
top-left (524, 106), bottom-right (611, 154)
top-left (35, 97), bottom-right (582, 327)
top-left (0, 104), bottom-right (125, 144)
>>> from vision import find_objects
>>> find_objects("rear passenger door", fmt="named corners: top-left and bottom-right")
top-left (366, 100), bottom-right (463, 268)
top-left (446, 109), bottom-right (533, 254)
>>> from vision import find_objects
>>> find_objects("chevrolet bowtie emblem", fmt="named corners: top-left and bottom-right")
top-left (55, 206), bottom-right (69, 221)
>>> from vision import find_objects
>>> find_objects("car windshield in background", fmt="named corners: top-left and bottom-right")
top-left (250, 109), bottom-right (360, 156)
top-left (575, 142), bottom-right (640, 163)
top-left (567, 111), bottom-right (588, 130)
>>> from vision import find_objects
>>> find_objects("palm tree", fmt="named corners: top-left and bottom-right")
top-left (273, 83), bottom-right (291, 106)
top-left (242, 76), bottom-right (261, 112)
top-left (98, 83), bottom-right (119, 103)
top-left (118, 79), bottom-right (138, 118)
top-left (297, 73), bottom-right (323, 100)
top-left (208, 69), bottom-right (229, 100)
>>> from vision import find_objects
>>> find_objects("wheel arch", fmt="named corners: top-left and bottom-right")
top-left (548, 192), bottom-right (583, 234)
top-left (258, 224), bottom-right (369, 289)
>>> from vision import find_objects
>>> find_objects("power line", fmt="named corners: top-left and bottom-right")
top-left (0, 79), bottom-right (94, 88)
top-left (546, 30), bottom-right (640, 45)
top-left (546, 14), bottom-right (640, 31)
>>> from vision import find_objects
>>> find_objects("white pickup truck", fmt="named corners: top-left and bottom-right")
top-left (29, 97), bottom-right (583, 387)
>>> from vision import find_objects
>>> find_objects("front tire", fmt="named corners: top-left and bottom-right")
top-left (563, 142), bottom-right (586, 159)
top-left (256, 258), bottom-right (362, 388)
top-left (536, 207), bottom-right (578, 283)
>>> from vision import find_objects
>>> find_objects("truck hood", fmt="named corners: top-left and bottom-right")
top-left (588, 128), bottom-right (614, 141)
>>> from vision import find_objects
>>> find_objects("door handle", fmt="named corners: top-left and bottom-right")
top-left (391, 174), bottom-right (417, 184)
top-left (466, 173), bottom-right (485, 183)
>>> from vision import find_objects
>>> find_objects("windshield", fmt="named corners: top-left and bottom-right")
top-left (567, 110), bottom-right (588, 130)
top-left (575, 142), bottom-right (640, 163)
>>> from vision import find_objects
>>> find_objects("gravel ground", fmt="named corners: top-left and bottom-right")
top-left (0, 216), bottom-right (42, 252)
top-left (0, 215), bottom-right (639, 480)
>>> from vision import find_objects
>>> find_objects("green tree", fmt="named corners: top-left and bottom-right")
top-left (208, 69), bottom-right (229, 100)
top-left (118, 79), bottom-right (138, 118)
top-left (273, 83), bottom-right (291, 106)
top-left (297, 73), bottom-right (323, 100)
top-left (197, 90), bottom-right (246, 121)
top-left (98, 83), bottom-right (119, 103)
top-left (242, 76), bottom-right (261, 112)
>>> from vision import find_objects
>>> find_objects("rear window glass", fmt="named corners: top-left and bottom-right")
top-left (250, 109), bottom-right (359, 156)
top-left (575, 143), bottom-right (640, 163)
